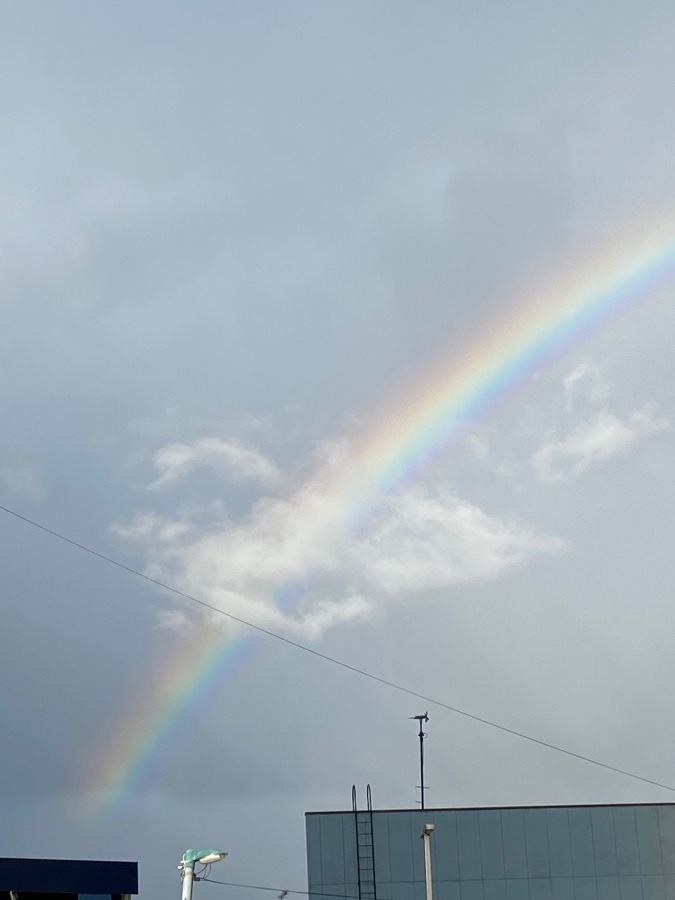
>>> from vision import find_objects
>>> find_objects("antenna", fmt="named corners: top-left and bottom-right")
top-left (410, 712), bottom-right (429, 809)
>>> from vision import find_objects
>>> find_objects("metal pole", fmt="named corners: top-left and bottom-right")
top-left (411, 712), bottom-right (429, 809)
top-left (421, 824), bottom-right (434, 900)
top-left (419, 723), bottom-right (425, 810)
top-left (181, 864), bottom-right (194, 900)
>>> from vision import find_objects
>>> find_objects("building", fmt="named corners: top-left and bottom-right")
top-left (0, 857), bottom-right (138, 900)
top-left (306, 800), bottom-right (675, 900)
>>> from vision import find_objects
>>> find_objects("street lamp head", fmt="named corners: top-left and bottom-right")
top-left (181, 849), bottom-right (228, 868)
top-left (421, 824), bottom-right (435, 837)
top-left (179, 849), bottom-right (227, 900)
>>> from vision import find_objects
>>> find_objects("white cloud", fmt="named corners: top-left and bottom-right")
top-left (112, 512), bottom-right (196, 545)
top-left (563, 361), bottom-right (610, 409)
top-left (116, 442), bottom-right (562, 641)
top-left (149, 437), bottom-right (280, 489)
top-left (532, 406), bottom-right (671, 482)
top-left (154, 608), bottom-right (193, 632)
top-left (355, 488), bottom-right (563, 594)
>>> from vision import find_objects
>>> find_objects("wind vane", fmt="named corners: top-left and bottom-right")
top-left (410, 712), bottom-right (429, 809)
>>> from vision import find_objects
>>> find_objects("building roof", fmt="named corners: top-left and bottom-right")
top-left (306, 800), bottom-right (675, 816)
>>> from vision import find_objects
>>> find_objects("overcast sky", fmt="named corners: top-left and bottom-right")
top-left (2, 2), bottom-right (675, 899)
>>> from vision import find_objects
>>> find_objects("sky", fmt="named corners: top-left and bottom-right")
top-left (1, 2), bottom-right (675, 898)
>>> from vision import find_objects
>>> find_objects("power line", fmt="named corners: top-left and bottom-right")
top-left (1, 501), bottom-right (674, 794)
top-left (201, 878), bottom-right (359, 899)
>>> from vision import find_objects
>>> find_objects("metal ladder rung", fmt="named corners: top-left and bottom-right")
top-left (352, 785), bottom-right (377, 900)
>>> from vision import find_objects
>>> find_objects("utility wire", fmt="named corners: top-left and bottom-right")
top-left (1, 501), bottom-right (674, 794)
top-left (201, 878), bottom-right (359, 899)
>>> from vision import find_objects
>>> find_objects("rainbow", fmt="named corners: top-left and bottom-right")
top-left (352, 226), bottom-right (675, 499)
top-left (82, 623), bottom-right (250, 811)
top-left (84, 224), bottom-right (675, 811)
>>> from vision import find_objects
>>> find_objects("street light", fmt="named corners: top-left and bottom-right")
top-left (420, 824), bottom-right (434, 900)
top-left (179, 848), bottom-right (228, 900)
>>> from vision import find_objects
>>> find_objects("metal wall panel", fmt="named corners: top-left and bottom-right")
top-left (660, 808), bottom-right (675, 875)
top-left (592, 807), bottom-right (618, 876)
top-left (524, 809), bottom-right (550, 878)
top-left (569, 808), bottom-right (595, 877)
top-left (613, 808), bottom-right (640, 876)
top-left (434, 811), bottom-right (460, 883)
top-left (501, 809), bottom-right (528, 879)
top-left (547, 809), bottom-right (573, 878)
top-left (457, 811), bottom-right (483, 881)
top-left (480, 811), bottom-right (505, 880)
top-left (637, 807), bottom-right (663, 874)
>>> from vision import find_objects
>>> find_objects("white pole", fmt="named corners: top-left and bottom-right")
top-left (181, 864), bottom-right (194, 900)
top-left (421, 824), bottom-right (434, 900)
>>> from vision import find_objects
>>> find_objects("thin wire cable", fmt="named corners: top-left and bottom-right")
top-left (200, 878), bottom-right (363, 899)
top-left (1, 501), bottom-right (674, 793)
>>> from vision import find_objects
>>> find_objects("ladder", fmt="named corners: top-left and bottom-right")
top-left (352, 785), bottom-right (377, 900)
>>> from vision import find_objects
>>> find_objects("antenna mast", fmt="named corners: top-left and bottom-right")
top-left (410, 712), bottom-right (429, 809)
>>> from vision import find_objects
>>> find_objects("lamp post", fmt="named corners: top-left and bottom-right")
top-left (179, 849), bottom-right (228, 900)
top-left (420, 824), bottom-right (434, 900)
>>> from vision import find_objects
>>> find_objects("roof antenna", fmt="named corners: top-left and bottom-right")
top-left (410, 712), bottom-right (429, 809)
